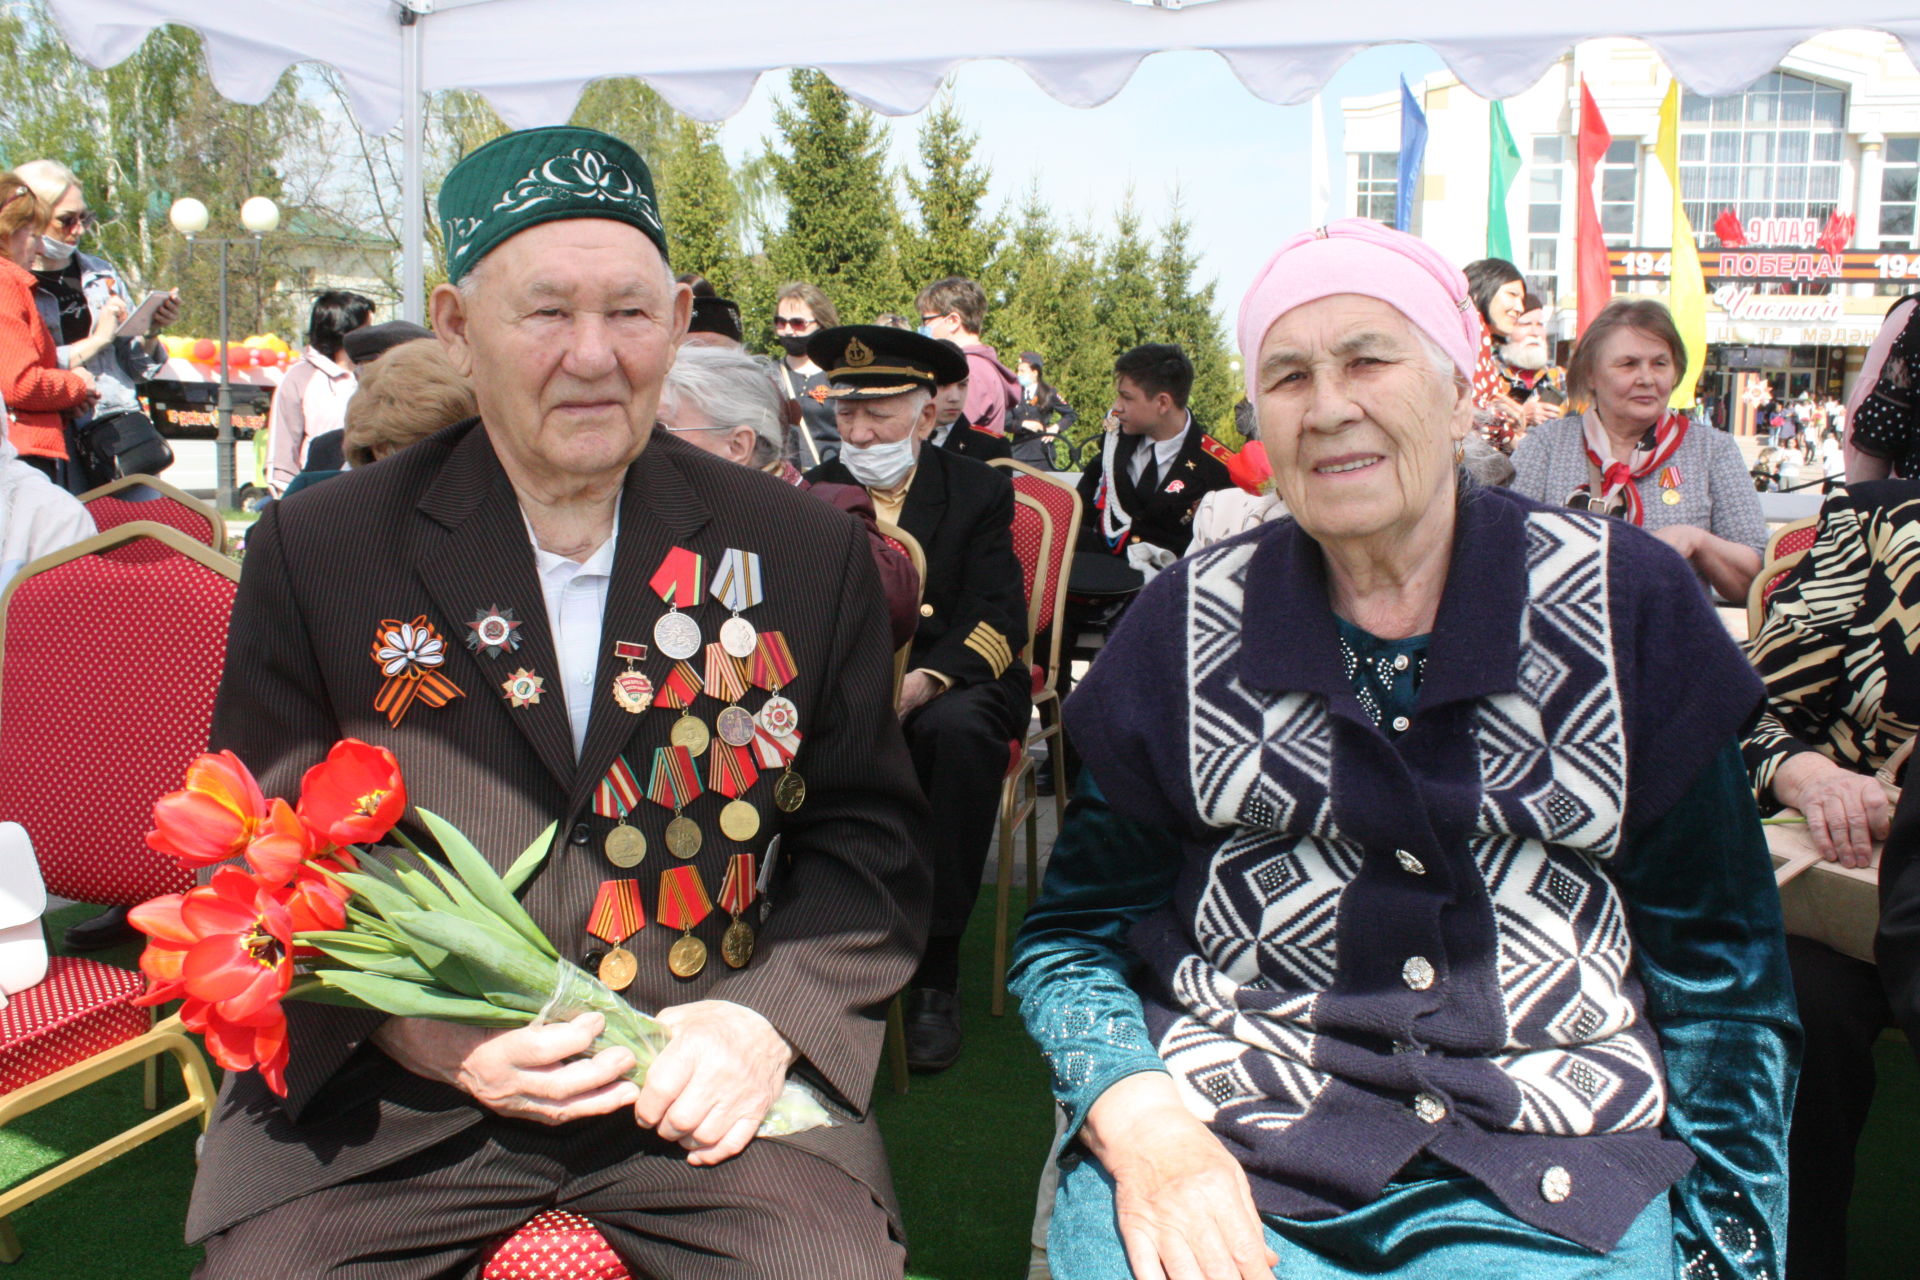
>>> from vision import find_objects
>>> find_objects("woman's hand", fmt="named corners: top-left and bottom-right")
top-left (1773, 751), bottom-right (1890, 868)
top-left (1082, 1072), bottom-right (1278, 1280)
top-left (89, 296), bottom-right (126, 343)
top-left (1520, 397), bottom-right (1563, 427)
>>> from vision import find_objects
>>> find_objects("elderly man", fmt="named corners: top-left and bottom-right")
top-left (804, 326), bottom-right (1029, 1071)
top-left (190, 126), bottom-right (927, 1279)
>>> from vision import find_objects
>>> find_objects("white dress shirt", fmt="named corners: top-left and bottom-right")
top-left (1128, 414), bottom-right (1191, 487)
top-left (526, 511), bottom-right (619, 757)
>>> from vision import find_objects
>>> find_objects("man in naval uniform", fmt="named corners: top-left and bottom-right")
top-left (189, 126), bottom-right (928, 1279)
top-left (804, 326), bottom-right (1029, 1072)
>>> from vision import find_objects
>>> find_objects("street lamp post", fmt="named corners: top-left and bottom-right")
top-left (168, 195), bottom-right (280, 512)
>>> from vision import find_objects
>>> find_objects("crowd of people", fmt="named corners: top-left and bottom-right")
top-left (12, 119), bottom-right (1920, 1279)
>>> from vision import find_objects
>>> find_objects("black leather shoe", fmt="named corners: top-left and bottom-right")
top-left (63, 904), bottom-right (139, 951)
top-left (902, 988), bottom-right (964, 1072)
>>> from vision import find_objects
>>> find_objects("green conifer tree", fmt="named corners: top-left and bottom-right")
top-left (901, 94), bottom-right (999, 293)
top-left (1155, 197), bottom-right (1238, 435)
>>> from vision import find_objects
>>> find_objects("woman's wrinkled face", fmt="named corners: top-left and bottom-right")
top-left (1255, 294), bottom-right (1470, 546)
top-left (1588, 326), bottom-right (1678, 432)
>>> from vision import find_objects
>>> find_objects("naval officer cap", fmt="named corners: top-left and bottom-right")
top-left (437, 125), bottom-right (669, 284)
top-left (805, 325), bottom-right (970, 401)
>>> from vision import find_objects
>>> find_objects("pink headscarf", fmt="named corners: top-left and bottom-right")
top-left (1236, 219), bottom-right (1482, 398)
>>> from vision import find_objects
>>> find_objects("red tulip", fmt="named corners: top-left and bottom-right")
top-left (297, 739), bottom-right (406, 847)
top-left (130, 868), bottom-right (296, 1094)
top-left (243, 799), bottom-right (356, 934)
top-left (147, 750), bottom-right (271, 869)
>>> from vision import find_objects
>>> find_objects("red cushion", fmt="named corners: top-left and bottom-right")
top-left (0, 956), bottom-right (149, 1094)
top-left (0, 543), bottom-right (232, 904)
top-left (483, 1209), bottom-right (631, 1280)
top-left (1772, 524), bottom-right (1818, 560)
top-left (84, 493), bottom-right (216, 549)
top-left (1004, 738), bottom-right (1025, 780)
top-left (1031, 663), bottom-right (1045, 697)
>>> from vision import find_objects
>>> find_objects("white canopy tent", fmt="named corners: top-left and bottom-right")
top-left (40, 0), bottom-right (1920, 320)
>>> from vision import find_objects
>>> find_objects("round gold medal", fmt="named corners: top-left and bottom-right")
top-left (1661, 488), bottom-right (1682, 505)
top-left (604, 823), bottom-right (647, 868)
top-left (597, 946), bottom-right (638, 991)
top-left (722, 919), bottom-right (755, 969)
top-left (612, 670), bottom-right (654, 714)
top-left (669, 714), bottom-right (711, 755)
top-left (773, 770), bottom-right (807, 813)
top-left (668, 933), bottom-right (707, 978)
top-left (665, 815), bottom-right (703, 859)
top-left (719, 799), bottom-right (760, 842)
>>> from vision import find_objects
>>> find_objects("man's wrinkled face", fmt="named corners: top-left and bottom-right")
top-left (835, 389), bottom-right (933, 450)
top-left (433, 219), bottom-right (690, 485)
top-left (1501, 307), bottom-right (1551, 371)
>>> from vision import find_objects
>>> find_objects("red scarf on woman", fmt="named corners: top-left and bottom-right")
top-left (1578, 409), bottom-right (1690, 525)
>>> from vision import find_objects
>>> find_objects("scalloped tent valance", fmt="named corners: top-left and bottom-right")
top-left (40, 0), bottom-right (1920, 316)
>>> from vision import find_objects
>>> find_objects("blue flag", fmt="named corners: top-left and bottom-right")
top-left (1397, 77), bottom-right (1428, 232)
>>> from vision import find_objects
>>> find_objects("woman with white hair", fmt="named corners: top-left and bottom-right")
top-left (657, 345), bottom-right (794, 475)
top-left (1011, 219), bottom-right (1794, 1279)
top-left (659, 344), bottom-right (919, 648)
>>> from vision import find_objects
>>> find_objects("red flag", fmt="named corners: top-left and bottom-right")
top-left (1576, 80), bottom-right (1614, 338)
top-left (1817, 212), bottom-right (1855, 255)
top-left (1714, 208), bottom-right (1749, 247)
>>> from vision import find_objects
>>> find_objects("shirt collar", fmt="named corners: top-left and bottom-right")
top-left (525, 507), bottom-right (620, 581)
top-left (304, 348), bottom-right (352, 381)
top-left (1237, 485), bottom-right (1527, 711)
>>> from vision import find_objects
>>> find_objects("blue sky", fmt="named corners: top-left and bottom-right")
top-left (716, 43), bottom-right (1446, 322)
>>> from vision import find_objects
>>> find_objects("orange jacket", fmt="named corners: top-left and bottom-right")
top-left (0, 258), bottom-right (91, 460)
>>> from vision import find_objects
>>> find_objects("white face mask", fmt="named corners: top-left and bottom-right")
top-left (840, 435), bottom-right (918, 489)
top-left (37, 235), bottom-right (74, 267)
top-left (1017, 371), bottom-right (1037, 391)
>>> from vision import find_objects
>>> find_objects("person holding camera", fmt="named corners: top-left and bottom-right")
top-left (18, 160), bottom-right (178, 490)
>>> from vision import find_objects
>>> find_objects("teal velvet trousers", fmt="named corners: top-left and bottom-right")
top-left (1049, 1154), bottom-right (1675, 1279)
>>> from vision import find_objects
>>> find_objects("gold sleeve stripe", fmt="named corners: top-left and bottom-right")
top-left (964, 622), bottom-right (1013, 678)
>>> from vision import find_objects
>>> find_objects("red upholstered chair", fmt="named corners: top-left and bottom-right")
top-left (0, 522), bottom-right (233, 1261)
top-left (482, 1209), bottom-right (631, 1280)
top-left (989, 458), bottom-right (1084, 830)
top-left (988, 485), bottom-right (1073, 1017)
top-left (1766, 516), bottom-right (1818, 564)
top-left (79, 474), bottom-right (226, 557)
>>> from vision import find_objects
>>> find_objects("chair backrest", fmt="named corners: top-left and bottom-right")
top-left (990, 459), bottom-right (1082, 691)
top-left (874, 521), bottom-right (926, 700)
top-left (1766, 516), bottom-right (1818, 563)
top-left (79, 475), bottom-right (225, 556)
top-left (0, 523), bottom-right (240, 905)
top-left (1746, 548), bottom-right (1808, 640)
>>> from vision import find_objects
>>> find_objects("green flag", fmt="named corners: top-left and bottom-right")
top-left (1487, 101), bottom-right (1522, 260)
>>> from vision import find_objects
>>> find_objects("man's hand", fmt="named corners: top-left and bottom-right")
top-left (1082, 1073), bottom-right (1278, 1280)
top-left (897, 670), bottom-right (944, 719)
top-left (372, 1011), bottom-right (639, 1124)
top-left (150, 289), bottom-right (181, 334)
top-left (1521, 398), bottom-right (1563, 427)
top-left (633, 1000), bottom-right (797, 1166)
top-left (1774, 752), bottom-right (1890, 868)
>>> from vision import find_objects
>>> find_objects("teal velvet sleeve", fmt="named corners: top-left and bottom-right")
top-left (1008, 775), bottom-right (1181, 1141)
top-left (1614, 738), bottom-right (1801, 1278)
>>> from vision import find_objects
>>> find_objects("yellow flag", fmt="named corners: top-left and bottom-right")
top-left (1657, 81), bottom-right (1707, 408)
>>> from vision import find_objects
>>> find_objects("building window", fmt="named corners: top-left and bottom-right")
top-left (1353, 153), bottom-right (1397, 224)
top-left (1680, 71), bottom-right (1846, 244)
top-left (1599, 140), bottom-right (1639, 247)
top-left (1527, 137), bottom-right (1565, 301)
top-left (1882, 137), bottom-right (1919, 248)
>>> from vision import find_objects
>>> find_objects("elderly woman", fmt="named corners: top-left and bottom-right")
top-left (1511, 298), bottom-right (1765, 601)
top-left (658, 344), bottom-right (918, 648)
top-left (1010, 220), bottom-right (1795, 1280)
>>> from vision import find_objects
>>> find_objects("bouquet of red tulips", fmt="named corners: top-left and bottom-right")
top-left (131, 739), bottom-right (830, 1136)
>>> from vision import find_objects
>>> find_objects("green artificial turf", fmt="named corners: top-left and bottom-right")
top-left (1, 895), bottom-right (1057, 1278)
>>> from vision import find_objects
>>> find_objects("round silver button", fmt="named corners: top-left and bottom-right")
top-left (1402, 956), bottom-right (1435, 991)
top-left (1392, 654), bottom-right (1410, 672)
top-left (1413, 1092), bottom-right (1447, 1124)
top-left (1390, 715), bottom-right (1411, 732)
top-left (1540, 1166), bottom-right (1572, 1203)
top-left (1395, 849), bottom-right (1426, 876)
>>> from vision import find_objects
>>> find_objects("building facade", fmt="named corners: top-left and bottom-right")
top-left (1342, 34), bottom-right (1920, 432)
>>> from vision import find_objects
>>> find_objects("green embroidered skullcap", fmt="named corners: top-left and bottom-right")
top-left (438, 126), bottom-right (668, 284)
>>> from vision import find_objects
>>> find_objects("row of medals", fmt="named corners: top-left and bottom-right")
top-left (603, 609), bottom-right (797, 983)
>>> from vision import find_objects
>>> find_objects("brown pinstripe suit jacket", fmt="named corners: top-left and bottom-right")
top-left (186, 419), bottom-right (930, 1242)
